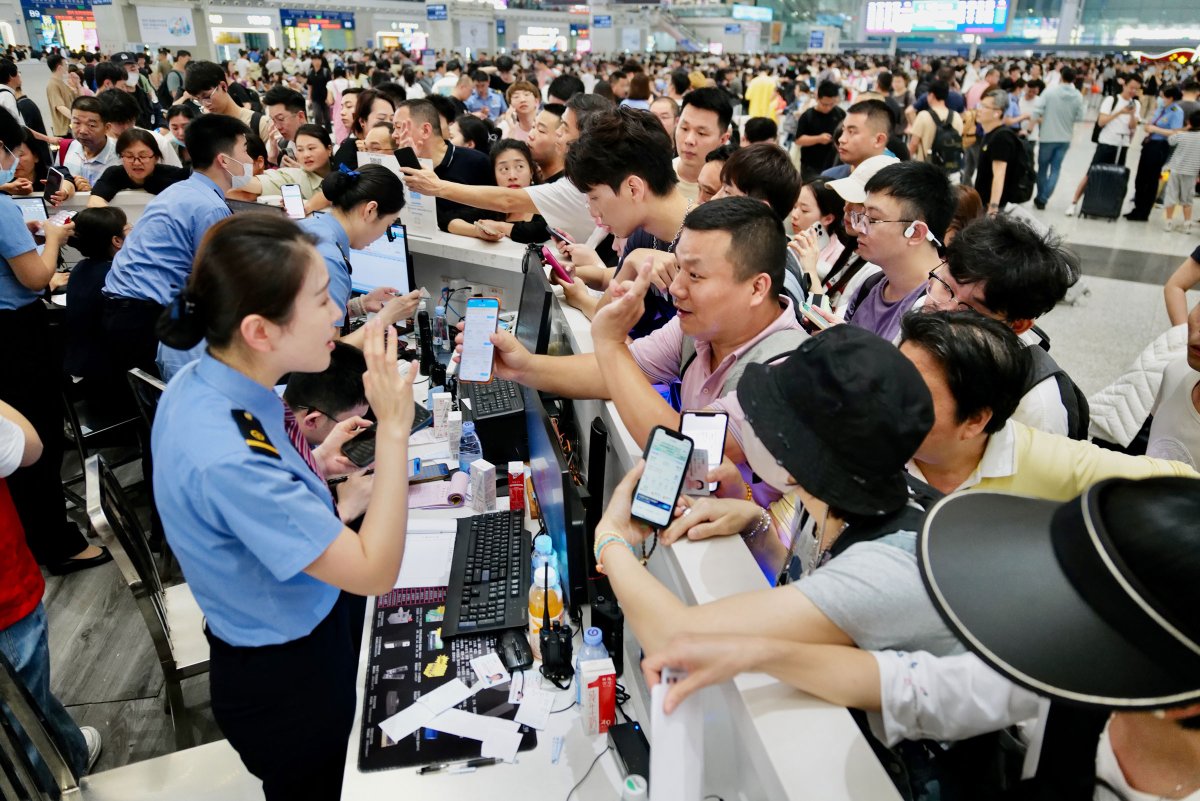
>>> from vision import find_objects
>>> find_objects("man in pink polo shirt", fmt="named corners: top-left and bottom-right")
top-left (484, 197), bottom-right (805, 503)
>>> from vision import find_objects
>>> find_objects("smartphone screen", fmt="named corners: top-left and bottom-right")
top-left (281, 184), bottom-right (305, 219)
top-left (43, 168), bottom-right (64, 201)
top-left (394, 146), bottom-right (422, 171)
top-left (459, 297), bottom-right (500, 383)
top-left (680, 411), bottom-right (728, 492)
top-left (631, 426), bottom-right (694, 529)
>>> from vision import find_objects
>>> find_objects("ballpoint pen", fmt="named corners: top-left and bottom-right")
top-left (417, 756), bottom-right (500, 775)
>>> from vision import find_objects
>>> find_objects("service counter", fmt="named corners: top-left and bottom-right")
top-left (339, 233), bottom-right (903, 800)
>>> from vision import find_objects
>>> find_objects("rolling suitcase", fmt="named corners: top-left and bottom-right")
top-left (1079, 147), bottom-right (1129, 219)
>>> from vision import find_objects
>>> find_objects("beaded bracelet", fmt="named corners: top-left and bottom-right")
top-left (742, 510), bottom-right (770, 543)
top-left (594, 532), bottom-right (637, 572)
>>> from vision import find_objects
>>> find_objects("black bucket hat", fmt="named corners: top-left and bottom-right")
top-left (737, 325), bottom-right (935, 516)
top-left (920, 477), bottom-right (1200, 709)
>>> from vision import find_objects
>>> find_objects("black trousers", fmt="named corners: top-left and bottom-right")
top-left (100, 295), bottom-right (164, 380)
top-left (206, 592), bottom-right (360, 801)
top-left (0, 301), bottom-right (88, 563)
top-left (1129, 138), bottom-right (1171, 219)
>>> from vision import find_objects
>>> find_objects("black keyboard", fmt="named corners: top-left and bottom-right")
top-left (442, 511), bottom-right (531, 637)
top-left (464, 379), bottom-right (524, 418)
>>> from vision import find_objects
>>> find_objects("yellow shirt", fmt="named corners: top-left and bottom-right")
top-left (746, 74), bottom-right (778, 121)
top-left (910, 420), bottom-right (1200, 502)
top-left (255, 167), bottom-right (326, 199)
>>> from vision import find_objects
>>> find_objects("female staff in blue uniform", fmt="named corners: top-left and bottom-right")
top-left (301, 163), bottom-right (421, 351)
top-left (152, 213), bottom-right (416, 800)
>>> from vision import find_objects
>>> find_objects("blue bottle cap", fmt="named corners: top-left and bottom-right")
top-left (584, 627), bottom-right (603, 646)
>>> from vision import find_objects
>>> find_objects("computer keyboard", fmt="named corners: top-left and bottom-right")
top-left (442, 511), bottom-right (531, 637)
top-left (464, 379), bottom-right (524, 418)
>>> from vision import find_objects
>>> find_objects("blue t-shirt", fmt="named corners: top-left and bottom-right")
top-left (0, 195), bottom-right (41, 311)
top-left (152, 353), bottom-right (345, 646)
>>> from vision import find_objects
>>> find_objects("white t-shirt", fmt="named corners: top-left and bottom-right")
top-left (0, 416), bottom-right (25, 478)
top-left (266, 58), bottom-right (283, 76)
top-left (1097, 95), bottom-right (1136, 147)
top-left (526, 177), bottom-right (602, 247)
top-left (0, 86), bottom-right (19, 122)
top-left (235, 58), bottom-right (251, 80)
top-left (1148, 357), bottom-right (1200, 469)
top-left (671, 156), bottom-right (699, 203)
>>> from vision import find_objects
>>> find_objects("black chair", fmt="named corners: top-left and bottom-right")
top-left (60, 389), bottom-right (140, 509)
top-left (0, 651), bottom-right (261, 800)
top-left (85, 455), bottom-right (209, 750)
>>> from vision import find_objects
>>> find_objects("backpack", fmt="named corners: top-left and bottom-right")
top-left (986, 126), bottom-right (1035, 204)
top-left (960, 108), bottom-right (979, 149)
top-left (927, 109), bottom-right (963, 173)
top-left (672, 327), bottom-right (810, 411)
top-left (1026, 341), bottom-right (1090, 441)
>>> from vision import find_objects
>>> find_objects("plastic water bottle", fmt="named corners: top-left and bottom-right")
top-left (433, 304), bottom-right (448, 351)
top-left (528, 565), bottom-right (564, 659)
top-left (532, 534), bottom-right (555, 576)
top-left (575, 627), bottom-right (609, 705)
top-left (458, 420), bottom-right (482, 475)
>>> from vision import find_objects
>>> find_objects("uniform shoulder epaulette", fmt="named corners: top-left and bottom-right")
top-left (231, 410), bottom-right (280, 459)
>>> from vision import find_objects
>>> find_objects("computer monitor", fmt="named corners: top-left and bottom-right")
top-left (514, 249), bottom-right (553, 355)
top-left (523, 383), bottom-right (588, 620)
top-left (13, 197), bottom-right (47, 225)
top-left (350, 222), bottom-right (415, 296)
top-left (226, 199), bottom-right (286, 215)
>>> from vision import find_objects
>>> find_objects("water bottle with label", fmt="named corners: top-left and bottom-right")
top-left (433, 304), bottom-right (448, 351)
top-left (575, 627), bottom-right (609, 705)
top-left (528, 565), bottom-right (564, 659)
top-left (531, 533), bottom-right (555, 576)
top-left (458, 420), bottom-right (482, 476)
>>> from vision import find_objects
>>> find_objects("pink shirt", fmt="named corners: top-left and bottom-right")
top-left (629, 297), bottom-right (804, 506)
top-left (965, 80), bottom-right (991, 110)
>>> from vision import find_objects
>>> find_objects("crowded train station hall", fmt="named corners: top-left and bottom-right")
top-left (1, 2), bottom-right (1199, 798)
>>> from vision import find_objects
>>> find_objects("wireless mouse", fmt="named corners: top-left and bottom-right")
top-left (498, 629), bottom-right (534, 673)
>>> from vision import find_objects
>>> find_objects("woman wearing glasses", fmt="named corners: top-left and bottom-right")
top-left (86, 129), bottom-right (189, 208)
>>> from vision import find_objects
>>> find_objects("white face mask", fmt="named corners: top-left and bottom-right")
top-left (125, 72), bottom-right (140, 88)
top-left (222, 154), bottom-right (253, 189)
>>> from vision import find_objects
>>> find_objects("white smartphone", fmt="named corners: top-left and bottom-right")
top-left (459, 297), bottom-right (501, 383)
top-left (680, 411), bottom-right (728, 493)
top-left (809, 221), bottom-right (831, 252)
top-left (281, 184), bottom-right (305, 219)
top-left (631, 426), bottom-right (694, 529)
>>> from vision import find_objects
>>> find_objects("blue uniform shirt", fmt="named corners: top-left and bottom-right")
top-left (0, 195), bottom-right (40, 311)
top-left (465, 88), bottom-right (508, 119)
top-left (1148, 103), bottom-right (1185, 142)
top-left (152, 352), bottom-right (344, 646)
top-left (103, 172), bottom-right (231, 305)
top-left (299, 212), bottom-right (353, 324)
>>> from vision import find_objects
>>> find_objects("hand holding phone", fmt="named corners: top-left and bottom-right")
top-left (281, 184), bottom-right (305, 219)
top-left (630, 426), bottom-right (694, 529)
top-left (541, 245), bottom-right (573, 285)
top-left (548, 225), bottom-right (574, 244)
top-left (459, 297), bottom-right (501, 383)
top-left (680, 411), bottom-right (728, 493)
top-left (42, 168), bottom-right (64, 203)
top-left (394, 146), bottom-right (422, 171)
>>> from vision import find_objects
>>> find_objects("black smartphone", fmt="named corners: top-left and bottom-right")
top-left (630, 426), bottom-right (694, 529)
top-left (394, 146), bottom-right (422, 171)
top-left (43, 168), bottom-right (64, 201)
top-left (341, 427), bottom-right (377, 469)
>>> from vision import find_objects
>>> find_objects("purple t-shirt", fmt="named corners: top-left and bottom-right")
top-left (846, 278), bottom-right (927, 343)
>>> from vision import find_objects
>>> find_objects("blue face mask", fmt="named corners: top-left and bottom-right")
top-left (0, 146), bottom-right (17, 185)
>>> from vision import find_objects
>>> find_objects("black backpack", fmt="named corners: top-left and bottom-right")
top-left (988, 126), bottom-right (1036, 204)
top-left (1026, 338), bottom-right (1090, 441)
top-left (928, 109), bottom-right (963, 173)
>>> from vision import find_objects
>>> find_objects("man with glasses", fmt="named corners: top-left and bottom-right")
top-left (923, 214), bottom-right (1085, 438)
top-left (263, 86), bottom-right (308, 169)
top-left (839, 161), bottom-right (955, 343)
top-left (973, 88), bottom-right (1027, 215)
top-left (184, 61), bottom-right (275, 160)
top-left (283, 343), bottom-right (369, 449)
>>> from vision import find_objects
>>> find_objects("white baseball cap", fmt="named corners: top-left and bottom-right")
top-left (826, 154), bottom-right (901, 204)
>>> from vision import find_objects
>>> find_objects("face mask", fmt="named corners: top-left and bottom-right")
top-left (170, 134), bottom-right (186, 148)
top-left (0, 146), bottom-right (16, 185)
top-left (125, 72), bottom-right (140, 88)
top-left (222, 154), bottom-right (253, 189)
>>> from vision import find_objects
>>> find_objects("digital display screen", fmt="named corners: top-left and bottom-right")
top-left (865, 0), bottom-right (1009, 34)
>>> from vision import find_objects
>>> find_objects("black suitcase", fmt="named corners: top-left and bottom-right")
top-left (1079, 150), bottom-right (1129, 219)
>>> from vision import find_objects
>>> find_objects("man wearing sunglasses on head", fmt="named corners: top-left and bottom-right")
top-left (837, 161), bottom-right (955, 343)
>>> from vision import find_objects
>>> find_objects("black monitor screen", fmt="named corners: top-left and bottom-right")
top-left (522, 383), bottom-right (573, 612)
top-left (515, 251), bottom-right (553, 355)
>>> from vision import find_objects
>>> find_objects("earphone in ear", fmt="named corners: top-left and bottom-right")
top-left (905, 221), bottom-right (940, 244)
top-left (904, 223), bottom-right (917, 238)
